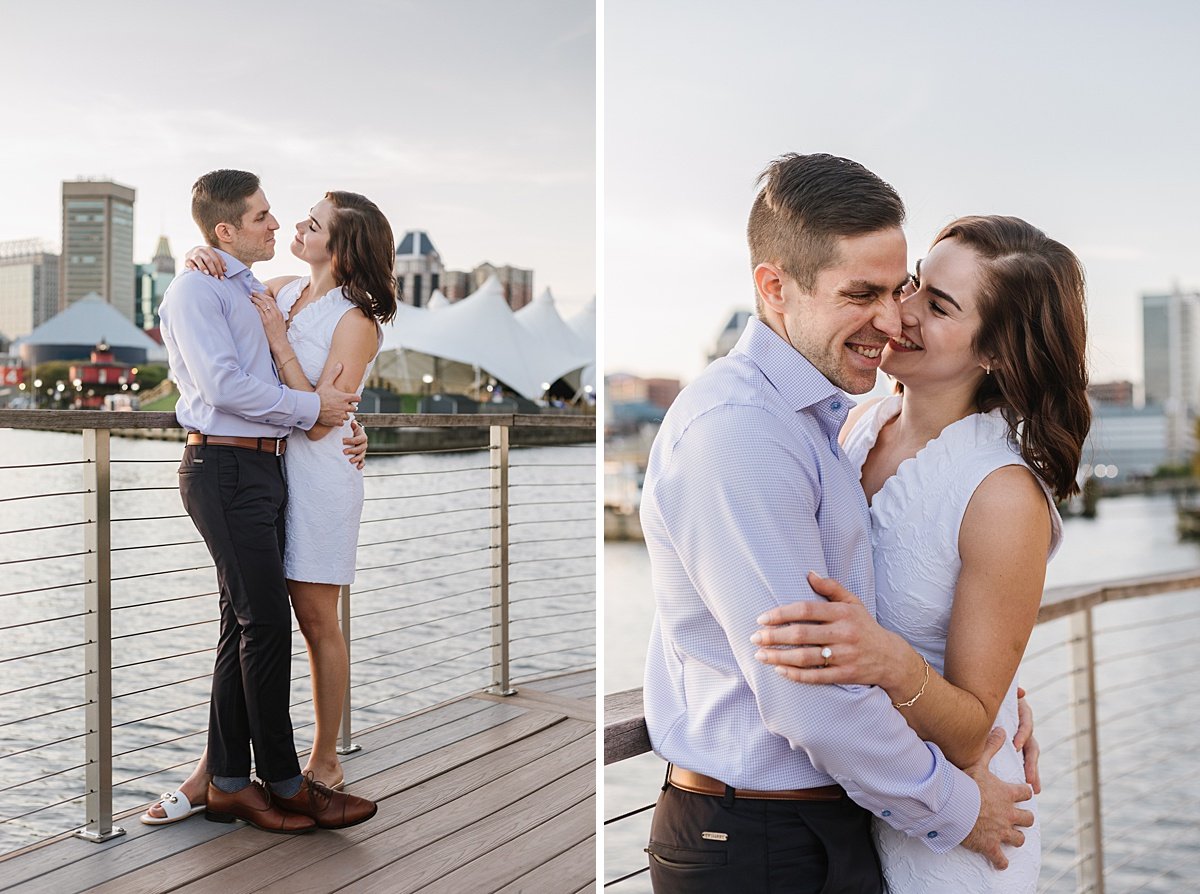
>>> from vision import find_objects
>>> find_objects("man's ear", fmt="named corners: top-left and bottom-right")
top-left (212, 221), bottom-right (237, 246)
top-left (754, 263), bottom-right (787, 314)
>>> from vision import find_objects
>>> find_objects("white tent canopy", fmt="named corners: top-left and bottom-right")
top-left (379, 276), bottom-right (594, 400)
top-left (514, 288), bottom-right (592, 386)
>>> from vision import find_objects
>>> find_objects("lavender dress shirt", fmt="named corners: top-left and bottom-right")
top-left (159, 250), bottom-right (319, 437)
top-left (641, 316), bottom-right (980, 853)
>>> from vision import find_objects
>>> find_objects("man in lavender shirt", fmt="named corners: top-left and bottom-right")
top-left (159, 170), bottom-right (376, 832)
top-left (640, 154), bottom-right (1033, 892)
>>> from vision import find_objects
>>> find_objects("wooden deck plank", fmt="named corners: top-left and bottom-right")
top-left (160, 718), bottom-right (590, 894)
top-left (417, 798), bottom-right (595, 894)
top-left (0, 677), bottom-right (595, 894)
top-left (0, 698), bottom-right (497, 891)
top-left (472, 687), bottom-right (596, 722)
top-left (251, 737), bottom-right (594, 894)
top-left (78, 709), bottom-right (570, 894)
top-left (494, 835), bottom-right (596, 893)
top-left (519, 669), bottom-right (594, 694)
top-left (9, 704), bottom-right (548, 894)
top-left (337, 762), bottom-right (594, 894)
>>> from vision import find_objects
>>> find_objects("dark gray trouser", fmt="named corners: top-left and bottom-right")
top-left (647, 783), bottom-right (883, 894)
top-left (178, 443), bottom-right (301, 783)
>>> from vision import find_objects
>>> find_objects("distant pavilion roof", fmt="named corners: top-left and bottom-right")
top-left (14, 293), bottom-right (166, 360)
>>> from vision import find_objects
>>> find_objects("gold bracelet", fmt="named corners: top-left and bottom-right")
top-left (893, 654), bottom-right (930, 708)
top-left (278, 355), bottom-right (298, 371)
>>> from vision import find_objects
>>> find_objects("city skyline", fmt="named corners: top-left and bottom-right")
top-left (1, 1), bottom-right (595, 317)
top-left (605, 0), bottom-right (1200, 386)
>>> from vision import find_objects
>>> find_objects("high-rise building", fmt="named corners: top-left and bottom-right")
top-left (394, 230), bottom-right (443, 308)
top-left (135, 236), bottom-right (176, 331)
top-left (1142, 288), bottom-right (1200, 462)
top-left (0, 239), bottom-right (60, 342)
top-left (60, 180), bottom-right (137, 322)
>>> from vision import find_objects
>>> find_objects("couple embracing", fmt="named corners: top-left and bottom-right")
top-left (642, 153), bottom-right (1091, 893)
top-left (145, 170), bottom-right (397, 832)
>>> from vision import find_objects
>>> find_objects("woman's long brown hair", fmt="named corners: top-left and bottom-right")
top-left (325, 191), bottom-right (398, 324)
top-left (933, 215), bottom-right (1091, 500)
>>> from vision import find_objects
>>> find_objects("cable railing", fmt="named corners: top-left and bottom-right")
top-left (0, 408), bottom-right (595, 853)
top-left (602, 570), bottom-right (1200, 894)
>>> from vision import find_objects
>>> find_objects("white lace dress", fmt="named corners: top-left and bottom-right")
top-left (842, 395), bottom-right (1061, 894)
top-left (276, 278), bottom-right (380, 585)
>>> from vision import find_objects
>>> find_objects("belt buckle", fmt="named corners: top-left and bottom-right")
top-left (275, 438), bottom-right (283, 457)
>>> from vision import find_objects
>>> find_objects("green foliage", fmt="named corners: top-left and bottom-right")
top-left (139, 391), bottom-right (179, 411)
top-left (32, 360), bottom-right (80, 384)
top-left (134, 364), bottom-right (168, 390)
top-left (1153, 462), bottom-right (1193, 479)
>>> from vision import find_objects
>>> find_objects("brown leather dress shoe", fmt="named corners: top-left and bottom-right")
top-left (205, 781), bottom-right (316, 834)
top-left (271, 773), bottom-right (378, 829)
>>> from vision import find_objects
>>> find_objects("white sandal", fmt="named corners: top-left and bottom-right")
top-left (140, 790), bottom-right (205, 825)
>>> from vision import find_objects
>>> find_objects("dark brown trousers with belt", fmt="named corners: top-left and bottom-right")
top-left (647, 773), bottom-right (884, 894)
top-left (177, 443), bottom-right (301, 783)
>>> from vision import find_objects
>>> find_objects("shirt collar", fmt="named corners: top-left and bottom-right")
top-left (731, 317), bottom-right (841, 407)
top-left (214, 249), bottom-right (266, 293)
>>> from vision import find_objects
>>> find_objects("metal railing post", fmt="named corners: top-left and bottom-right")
top-left (74, 428), bottom-right (124, 842)
top-left (1069, 607), bottom-right (1104, 893)
top-left (487, 424), bottom-right (515, 695)
top-left (336, 584), bottom-right (360, 755)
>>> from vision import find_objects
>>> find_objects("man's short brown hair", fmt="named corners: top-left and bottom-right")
top-left (191, 170), bottom-right (261, 247)
top-left (747, 153), bottom-right (905, 297)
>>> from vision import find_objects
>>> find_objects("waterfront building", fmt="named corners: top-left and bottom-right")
top-left (135, 236), bottom-right (176, 330)
top-left (394, 230), bottom-right (443, 308)
top-left (442, 262), bottom-right (534, 311)
top-left (0, 239), bottom-right (60, 342)
top-left (605, 373), bottom-right (681, 410)
top-left (440, 269), bottom-right (473, 302)
top-left (1084, 403), bottom-right (1183, 481)
top-left (1088, 379), bottom-right (1136, 407)
top-left (67, 341), bottom-right (138, 409)
top-left (60, 179), bottom-right (137, 323)
top-left (473, 263), bottom-right (533, 311)
top-left (13, 292), bottom-right (165, 367)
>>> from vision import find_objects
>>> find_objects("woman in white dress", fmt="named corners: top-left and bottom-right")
top-left (143, 191), bottom-right (396, 823)
top-left (752, 215), bottom-right (1091, 893)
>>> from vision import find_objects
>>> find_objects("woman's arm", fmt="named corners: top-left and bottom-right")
top-left (753, 465), bottom-right (1051, 768)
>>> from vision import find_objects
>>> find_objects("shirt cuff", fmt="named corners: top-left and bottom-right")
top-left (906, 764), bottom-right (981, 854)
top-left (294, 390), bottom-right (320, 431)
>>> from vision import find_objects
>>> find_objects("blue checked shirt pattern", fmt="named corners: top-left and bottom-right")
top-left (641, 316), bottom-right (980, 853)
top-left (160, 249), bottom-right (319, 437)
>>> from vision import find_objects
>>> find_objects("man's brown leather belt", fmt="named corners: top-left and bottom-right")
top-left (186, 433), bottom-right (287, 456)
top-left (667, 766), bottom-right (844, 801)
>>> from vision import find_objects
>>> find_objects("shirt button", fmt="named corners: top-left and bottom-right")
top-left (881, 810), bottom-right (891, 817)
top-left (830, 400), bottom-right (842, 410)
top-left (927, 831), bottom-right (938, 839)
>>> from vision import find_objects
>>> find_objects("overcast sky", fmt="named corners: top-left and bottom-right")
top-left (605, 0), bottom-right (1199, 385)
top-left (0, 0), bottom-right (594, 314)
